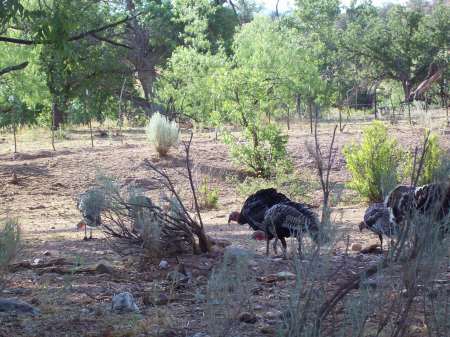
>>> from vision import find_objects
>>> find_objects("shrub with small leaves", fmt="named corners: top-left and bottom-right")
top-left (146, 112), bottom-right (179, 156)
top-left (224, 123), bottom-right (291, 178)
top-left (343, 121), bottom-right (407, 202)
top-left (0, 218), bottom-right (20, 289)
top-left (198, 176), bottom-right (219, 209)
top-left (419, 132), bottom-right (443, 185)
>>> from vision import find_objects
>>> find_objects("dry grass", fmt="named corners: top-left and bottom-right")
top-left (0, 113), bottom-right (449, 336)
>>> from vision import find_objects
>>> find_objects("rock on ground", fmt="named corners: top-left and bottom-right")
top-left (111, 292), bottom-right (139, 313)
top-left (0, 298), bottom-right (40, 315)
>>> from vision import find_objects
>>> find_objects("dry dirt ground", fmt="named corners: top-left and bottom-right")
top-left (0, 118), bottom-right (449, 337)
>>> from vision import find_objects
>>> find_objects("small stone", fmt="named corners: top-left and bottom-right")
top-left (154, 293), bottom-right (169, 306)
top-left (80, 308), bottom-right (90, 315)
top-left (238, 311), bottom-right (257, 323)
top-left (0, 298), bottom-right (39, 315)
top-left (95, 262), bottom-right (114, 274)
top-left (32, 258), bottom-right (42, 266)
top-left (167, 271), bottom-right (189, 284)
top-left (275, 271), bottom-right (296, 280)
top-left (253, 304), bottom-right (263, 311)
top-left (351, 243), bottom-right (362, 251)
top-left (111, 292), bottom-right (139, 313)
top-left (159, 260), bottom-right (169, 270)
top-left (260, 326), bottom-right (276, 335)
top-left (264, 310), bottom-right (282, 320)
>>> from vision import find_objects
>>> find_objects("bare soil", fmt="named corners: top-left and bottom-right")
top-left (0, 119), bottom-right (449, 337)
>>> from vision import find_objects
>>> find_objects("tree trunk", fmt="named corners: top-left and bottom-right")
top-left (408, 101), bottom-right (412, 125)
top-left (309, 99), bottom-right (313, 134)
top-left (374, 89), bottom-right (378, 120)
top-left (13, 123), bottom-right (17, 153)
top-left (52, 101), bottom-right (64, 130)
top-left (296, 94), bottom-right (302, 118)
top-left (338, 107), bottom-right (343, 132)
top-left (126, 0), bottom-right (159, 116)
top-left (89, 119), bottom-right (94, 148)
top-left (286, 106), bottom-right (290, 130)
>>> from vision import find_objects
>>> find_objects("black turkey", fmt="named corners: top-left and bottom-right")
top-left (228, 188), bottom-right (291, 253)
top-left (359, 202), bottom-right (398, 251)
top-left (76, 188), bottom-right (105, 240)
top-left (261, 203), bottom-right (320, 258)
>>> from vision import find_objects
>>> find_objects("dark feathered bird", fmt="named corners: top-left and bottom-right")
top-left (385, 183), bottom-right (450, 225)
top-left (384, 185), bottom-right (415, 226)
top-left (76, 189), bottom-right (105, 240)
top-left (261, 203), bottom-right (320, 258)
top-left (228, 188), bottom-right (291, 253)
top-left (359, 203), bottom-right (398, 251)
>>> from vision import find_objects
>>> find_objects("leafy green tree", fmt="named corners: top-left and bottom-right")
top-left (342, 1), bottom-right (449, 101)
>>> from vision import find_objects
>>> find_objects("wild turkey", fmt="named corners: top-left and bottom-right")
top-left (261, 203), bottom-right (320, 258)
top-left (384, 185), bottom-right (415, 225)
top-left (386, 183), bottom-right (450, 227)
top-left (359, 203), bottom-right (398, 251)
top-left (366, 183), bottom-right (450, 248)
top-left (228, 188), bottom-right (291, 253)
top-left (76, 189), bottom-right (105, 240)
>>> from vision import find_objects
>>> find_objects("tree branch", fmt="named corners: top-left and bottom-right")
top-left (0, 61), bottom-right (29, 77)
top-left (0, 15), bottom-right (135, 45)
top-left (90, 33), bottom-right (132, 49)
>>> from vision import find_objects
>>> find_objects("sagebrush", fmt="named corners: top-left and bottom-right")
top-left (146, 112), bottom-right (179, 156)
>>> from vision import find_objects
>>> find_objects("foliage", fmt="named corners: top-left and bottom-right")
top-left (342, 1), bottom-right (450, 100)
top-left (419, 132), bottom-right (444, 185)
top-left (146, 112), bottom-right (179, 156)
top-left (0, 218), bottom-right (20, 289)
top-left (235, 169), bottom-right (317, 205)
top-left (198, 176), bottom-right (219, 209)
top-left (224, 123), bottom-right (291, 178)
top-left (343, 121), bottom-right (407, 202)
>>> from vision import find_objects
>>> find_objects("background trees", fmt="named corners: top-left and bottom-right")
top-left (1, 0), bottom-right (448, 167)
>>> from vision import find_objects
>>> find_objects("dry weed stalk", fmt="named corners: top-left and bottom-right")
top-left (306, 113), bottom-right (338, 224)
top-left (144, 132), bottom-right (211, 253)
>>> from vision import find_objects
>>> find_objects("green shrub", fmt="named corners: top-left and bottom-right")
top-left (146, 112), bottom-right (179, 156)
top-left (224, 123), bottom-right (291, 178)
top-left (0, 218), bottom-right (20, 289)
top-left (198, 176), bottom-right (219, 209)
top-left (235, 169), bottom-right (317, 204)
top-left (343, 121), bottom-right (407, 202)
top-left (419, 132), bottom-right (443, 185)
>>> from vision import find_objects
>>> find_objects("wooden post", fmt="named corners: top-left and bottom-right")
top-left (13, 122), bottom-right (17, 153)
top-left (89, 119), bottom-right (94, 148)
top-left (286, 105), bottom-right (290, 130)
top-left (296, 94), bottom-right (302, 119)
